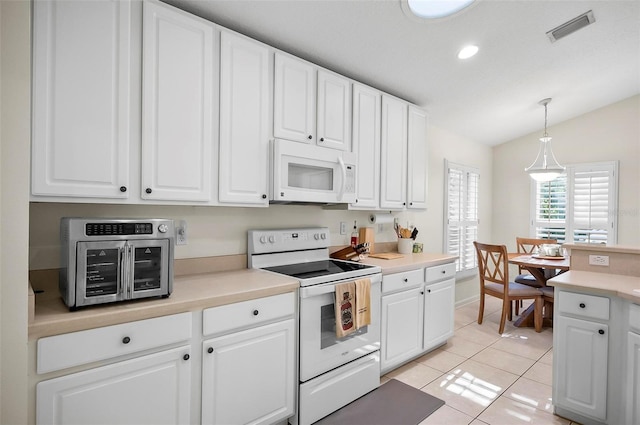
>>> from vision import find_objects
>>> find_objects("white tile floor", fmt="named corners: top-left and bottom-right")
top-left (381, 297), bottom-right (582, 425)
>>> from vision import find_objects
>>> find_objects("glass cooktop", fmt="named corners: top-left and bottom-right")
top-left (263, 260), bottom-right (375, 280)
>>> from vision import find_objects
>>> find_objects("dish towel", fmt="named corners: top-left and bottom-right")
top-left (354, 278), bottom-right (371, 328)
top-left (335, 281), bottom-right (356, 338)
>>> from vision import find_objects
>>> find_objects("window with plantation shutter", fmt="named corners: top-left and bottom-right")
top-left (530, 161), bottom-right (618, 244)
top-left (444, 160), bottom-right (479, 275)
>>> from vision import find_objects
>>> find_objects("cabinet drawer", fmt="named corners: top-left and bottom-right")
top-left (37, 312), bottom-right (192, 374)
top-left (203, 292), bottom-right (295, 336)
top-left (630, 303), bottom-right (640, 333)
top-left (558, 291), bottom-right (610, 321)
top-left (382, 269), bottom-right (424, 294)
top-left (426, 263), bottom-right (456, 283)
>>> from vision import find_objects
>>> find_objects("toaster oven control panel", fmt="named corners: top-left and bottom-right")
top-left (85, 222), bottom-right (153, 236)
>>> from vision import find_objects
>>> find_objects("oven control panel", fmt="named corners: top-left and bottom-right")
top-left (248, 227), bottom-right (330, 255)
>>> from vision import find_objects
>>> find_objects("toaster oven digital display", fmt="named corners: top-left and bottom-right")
top-left (85, 222), bottom-right (153, 236)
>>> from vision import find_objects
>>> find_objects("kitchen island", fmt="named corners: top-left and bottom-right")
top-left (547, 244), bottom-right (640, 425)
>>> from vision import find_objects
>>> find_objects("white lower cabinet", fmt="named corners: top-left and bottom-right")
top-left (553, 290), bottom-right (611, 424)
top-left (380, 263), bottom-right (455, 374)
top-left (627, 331), bottom-right (640, 425)
top-left (423, 277), bottom-right (455, 349)
top-left (37, 346), bottom-right (192, 425)
top-left (201, 319), bottom-right (295, 425)
top-left (201, 292), bottom-right (296, 425)
top-left (554, 315), bottom-right (608, 421)
top-left (381, 287), bottom-right (424, 372)
top-left (626, 303), bottom-right (640, 425)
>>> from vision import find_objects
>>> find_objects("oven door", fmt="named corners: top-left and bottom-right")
top-left (75, 239), bottom-right (171, 307)
top-left (129, 239), bottom-right (171, 299)
top-left (299, 273), bottom-right (381, 382)
top-left (76, 241), bottom-right (126, 307)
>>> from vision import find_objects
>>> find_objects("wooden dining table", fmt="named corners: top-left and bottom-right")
top-left (508, 253), bottom-right (570, 328)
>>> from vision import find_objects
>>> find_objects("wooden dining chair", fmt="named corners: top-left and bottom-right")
top-left (474, 241), bottom-right (544, 334)
top-left (514, 237), bottom-right (558, 287)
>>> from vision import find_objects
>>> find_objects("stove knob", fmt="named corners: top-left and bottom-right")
top-left (314, 233), bottom-right (320, 240)
top-left (268, 235), bottom-right (276, 243)
top-left (259, 236), bottom-right (267, 244)
top-left (158, 224), bottom-right (168, 233)
top-left (320, 233), bottom-right (327, 240)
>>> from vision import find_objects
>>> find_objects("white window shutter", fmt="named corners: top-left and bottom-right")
top-left (444, 160), bottom-right (479, 273)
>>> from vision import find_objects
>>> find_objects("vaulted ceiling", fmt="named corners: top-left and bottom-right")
top-left (165, 0), bottom-right (640, 146)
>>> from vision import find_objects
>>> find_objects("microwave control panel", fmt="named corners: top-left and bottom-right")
top-left (345, 165), bottom-right (355, 193)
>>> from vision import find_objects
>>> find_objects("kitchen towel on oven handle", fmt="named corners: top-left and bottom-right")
top-left (354, 278), bottom-right (371, 328)
top-left (335, 281), bottom-right (356, 338)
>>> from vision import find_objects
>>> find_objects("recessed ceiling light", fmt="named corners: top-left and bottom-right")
top-left (458, 45), bottom-right (478, 59)
top-left (406, 0), bottom-right (476, 19)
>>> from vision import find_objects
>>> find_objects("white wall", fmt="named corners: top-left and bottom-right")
top-left (0, 1), bottom-right (31, 422)
top-left (492, 95), bottom-right (640, 251)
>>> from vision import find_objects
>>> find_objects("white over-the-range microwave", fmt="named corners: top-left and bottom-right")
top-left (270, 139), bottom-right (357, 204)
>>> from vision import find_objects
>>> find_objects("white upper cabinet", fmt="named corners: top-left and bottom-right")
top-left (32, 0), bottom-right (132, 199)
top-left (407, 106), bottom-right (428, 209)
top-left (351, 84), bottom-right (381, 209)
top-left (141, 1), bottom-right (215, 202)
top-left (274, 53), bottom-right (352, 151)
top-left (317, 70), bottom-right (352, 151)
top-left (273, 53), bottom-right (316, 144)
top-left (218, 31), bottom-right (271, 206)
top-left (380, 95), bottom-right (408, 210)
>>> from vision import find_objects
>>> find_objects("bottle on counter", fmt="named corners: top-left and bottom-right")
top-left (350, 221), bottom-right (358, 247)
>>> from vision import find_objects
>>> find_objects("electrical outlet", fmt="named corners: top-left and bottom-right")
top-left (340, 222), bottom-right (347, 235)
top-left (589, 255), bottom-right (609, 266)
top-left (176, 220), bottom-right (187, 245)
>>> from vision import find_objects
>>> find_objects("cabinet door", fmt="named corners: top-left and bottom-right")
top-left (317, 70), bottom-right (352, 151)
top-left (142, 1), bottom-right (215, 201)
top-left (37, 346), bottom-right (191, 425)
top-left (554, 316), bottom-right (608, 421)
top-left (218, 31), bottom-right (270, 206)
top-left (351, 84), bottom-right (381, 209)
top-left (627, 332), bottom-right (640, 425)
top-left (202, 319), bottom-right (295, 425)
top-left (32, 0), bottom-right (131, 199)
top-left (380, 95), bottom-right (408, 210)
top-left (273, 53), bottom-right (316, 144)
top-left (407, 106), bottom-right (428, 209)
top-left (423, 278), bottom-right (455, 350)
top-left (381, 287), bottom-right (424, 373)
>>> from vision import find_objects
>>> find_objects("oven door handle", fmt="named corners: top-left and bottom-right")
top-left (300, 284), bottom-right (337, 299)
top-left (299, 276), bottom-right (381, 299)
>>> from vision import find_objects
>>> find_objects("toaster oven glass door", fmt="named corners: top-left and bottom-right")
top-left (76, 241), bottom-right (126, 306)
top-left (130, 239), bottom-right (170, 299)
top-left (75, 239), bottom-right (170, 307)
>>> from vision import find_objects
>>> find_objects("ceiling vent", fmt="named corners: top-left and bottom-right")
top-left (546, 10), bottom-right (595, 43)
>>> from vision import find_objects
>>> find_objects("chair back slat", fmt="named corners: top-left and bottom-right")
top-left (515, 237), bottom-right (558, 273)
top-left (474, 242), bottom-right (509, 291)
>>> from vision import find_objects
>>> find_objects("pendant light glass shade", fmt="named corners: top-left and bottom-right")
top-left (525, 98), bottom-right (565, 182)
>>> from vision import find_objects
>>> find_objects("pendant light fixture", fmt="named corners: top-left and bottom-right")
top-left (525, 98), bottom-right (565, 182)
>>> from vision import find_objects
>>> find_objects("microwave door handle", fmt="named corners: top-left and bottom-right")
top-left (337, 156), bottom-right (346, 201)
